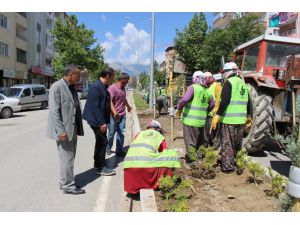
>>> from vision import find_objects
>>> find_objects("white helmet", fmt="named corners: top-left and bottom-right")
top-left (222, 62), bottom-right (238, 72)
top-left (213, 73), bottom-right (223, 81)
top-left (192, 71), bottom-right (204, 79)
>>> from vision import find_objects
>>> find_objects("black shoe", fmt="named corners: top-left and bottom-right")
top-left (97, 167), bottom-right (116, 176)
top-left (63, 187), bottom-right (85, 195)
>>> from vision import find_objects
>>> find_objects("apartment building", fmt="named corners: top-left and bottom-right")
top-left (213, 12), bottom-right (268, 29)
top-left (27, 12), bottom-right (67, 88)
top-left (0, 12), bottom-right (67, 88)
top-left (213, 12), bottom-right (300, 39)
top-left (0, 12), bottom-right (29, 87)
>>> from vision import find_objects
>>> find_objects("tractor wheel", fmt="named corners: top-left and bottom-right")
top-left (243, 85), bottom-right (275, 154)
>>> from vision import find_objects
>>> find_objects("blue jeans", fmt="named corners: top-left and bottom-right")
top-left (107, 114), bottom-right (126, 153)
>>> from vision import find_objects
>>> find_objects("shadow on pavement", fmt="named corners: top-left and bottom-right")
top-left (105, 145), bottom-right (130, 169)
top-left (270, 160), bottom-right (292, 177)
top-left (75, 168), bottom-right (99, 188)
top-left (12, 114), bottom-right (26, 118)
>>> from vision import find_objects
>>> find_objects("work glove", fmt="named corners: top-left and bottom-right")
top-left (211, 115), bottom-right (220, 131)
top-left (176, 110), bottom-right (182, 118)
top-left (246, 116), bottom-right (252, 129)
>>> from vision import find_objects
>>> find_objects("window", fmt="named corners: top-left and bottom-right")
top-left (0, 42), bottom-right (8, 57)
top-left (45, 57), bottom-right (52, 67)
top-left (0, 14), bottom-right (8, 29)
top-left (266, 43), bottom-right (300, 67)
top-left (23, 88), bottom-right (31, 97)
top-left (16, 48), bottom-right (27, 64)
top-left (0, 95), bottom-right (4, 100)
top-left (243, 44), bottom-right (260, 71)
top-left (32, 87), bottom-right (46, 95)
top-left (37, 23), bottom-right (41, 32)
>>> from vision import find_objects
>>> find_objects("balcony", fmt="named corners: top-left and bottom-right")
top-left (15, 13), bottom-right (27, 28)
top-left (279, 14), bottom-right (298, 27)
top-left (17, 12), bottom-right (27, 18)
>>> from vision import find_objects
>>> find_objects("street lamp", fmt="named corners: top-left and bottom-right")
top-left (149, 12), bottom-right (155, 109)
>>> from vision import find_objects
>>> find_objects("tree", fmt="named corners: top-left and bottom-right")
top-left (174, 12), bottom-right (208, 72)
top-left (52, 14), bottom-right (105, 79)
top-left (154, 60), bottom-right (167, 87)
top-left (139, 72), bottom-right (150, 91)
top-left (202, 13), bottom-right (264, 73)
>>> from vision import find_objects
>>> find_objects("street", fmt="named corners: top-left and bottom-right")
top-left (0, 100), bottom-right (129, 212)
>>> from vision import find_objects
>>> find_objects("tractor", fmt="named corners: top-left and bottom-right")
top-left (233, 34), bottom-right (300, 153)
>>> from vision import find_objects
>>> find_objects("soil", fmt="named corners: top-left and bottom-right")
top-left (137, 110), bottom-right (278, 212)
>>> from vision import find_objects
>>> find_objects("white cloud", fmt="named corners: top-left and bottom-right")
top-left (155, 51), bottom-right (166, 64)
top-left (101, 14), bottom-right (106, 22)
top-left (102, 23), bottom-right (152, 70)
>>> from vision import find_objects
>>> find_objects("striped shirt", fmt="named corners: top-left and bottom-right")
top-left (108, 83), bottom-right (127, 116)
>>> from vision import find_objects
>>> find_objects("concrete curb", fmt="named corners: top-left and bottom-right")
top-left (127, 91), bottom-right (158, 212)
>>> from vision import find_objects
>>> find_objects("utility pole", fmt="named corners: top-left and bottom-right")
top-left (149, 12), bottom-right (155, 109)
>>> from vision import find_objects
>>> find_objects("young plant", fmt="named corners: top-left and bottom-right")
top-left (188, 146), bottom-right (198, 162)
top-left (202, 147), bottom-right (219, 172)
top-left (277, 192), bottom-right (294, 212)
top-left (165, 200), bottom-right (190, 212)
top-left (158, 175), bottom-right (177, 200)
top-left (267, 167), bottom-right (287, 198)
top-left (173, 179), bottom-right (193, 201)
top-left (235, 148), bottom-right (248, 175)
top-left (274, 127), bottom-right (300, 166)
top-left (247, 161), bottom-right (265, 185)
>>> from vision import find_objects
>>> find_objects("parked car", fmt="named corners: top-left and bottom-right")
top-left (0, 93), bottom-right (22, 118)
top-left (7, 84), bottom-right (48, 110)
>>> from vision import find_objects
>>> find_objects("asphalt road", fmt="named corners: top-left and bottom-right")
top-left (0, 100), bottom-right (129, 212)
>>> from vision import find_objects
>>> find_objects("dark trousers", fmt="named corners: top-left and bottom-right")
top-left (183, 124), bottom-right (204, 162)
top-left (219, 123), bottom-right (244, 171)
top-left (91, 126), bottom-right (107, 169)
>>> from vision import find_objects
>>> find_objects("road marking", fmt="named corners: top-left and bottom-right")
top-left (93, 175), bottom-right (113, 212)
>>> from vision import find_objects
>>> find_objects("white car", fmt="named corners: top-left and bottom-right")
top-left (0, 93), bottom-right (22, 119)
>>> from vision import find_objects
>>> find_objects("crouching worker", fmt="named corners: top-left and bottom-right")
top-left (123, 120), bottom-right (181, 195)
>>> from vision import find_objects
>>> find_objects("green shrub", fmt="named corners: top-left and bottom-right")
top-left (267, 167), bottom-right (287, 198)
top-left (202, 147), bottom-right (219, 172)
top-left (235, 148), bottom-right (248, 170)
top-left (277, 193), bottom-right (294, 212)
top-left (159, 176), bottom-right (193, 212)
top-left (247, 161), bottom-right (265, 185)
top-left (274, 127), bottom-right (300, 166)
top-left (165, 200), bottom-right (190, 212)
top-left (188, 146), bottom-right (198, 162)
top-left (158, 175), bottom-right (177, 200)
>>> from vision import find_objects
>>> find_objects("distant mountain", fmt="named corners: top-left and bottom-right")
top-left (108, 62), bottom-right (150, 76)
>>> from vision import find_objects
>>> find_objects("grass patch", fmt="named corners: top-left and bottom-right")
top-left (133, 91), bottom-right (148, 110)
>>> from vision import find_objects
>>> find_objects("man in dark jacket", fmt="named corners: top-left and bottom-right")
top-left (83, 68), bottom-right (116, 176)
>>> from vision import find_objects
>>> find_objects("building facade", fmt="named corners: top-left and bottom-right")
top-left (213, 12), bottom-right (268, 30)
top-left (213, 12), bottom-right (300, 39)
top-left (27, 12), bottom-right (67, 88)
top-left (0, 12), bottom-right (29, 87)
top-left (0, 12), bottom-right (67, 88)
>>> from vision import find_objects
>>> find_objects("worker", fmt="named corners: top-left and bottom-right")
top-left (123, 120), bottom-right (180, 195)
top-left (204, 72), bottom-right (223, 147)
top-left (156, 85), bottom-right (168, 115)
top-left (176, 71), bottom-right (215, 167)
top-left (211, 62), bottom-right (251, 173)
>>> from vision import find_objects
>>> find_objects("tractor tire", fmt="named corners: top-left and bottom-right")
top-left (243, 85), bottom-right (275, 154)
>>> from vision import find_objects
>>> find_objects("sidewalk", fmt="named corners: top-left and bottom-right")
top-left (93, 90), bottom-right (139, 211)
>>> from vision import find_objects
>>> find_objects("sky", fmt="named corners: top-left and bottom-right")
top-left (72, 12), bottom-right (213, 74)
